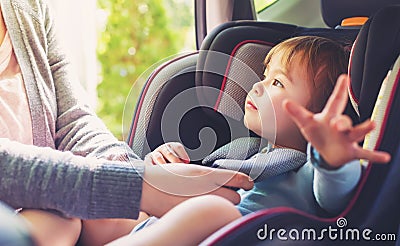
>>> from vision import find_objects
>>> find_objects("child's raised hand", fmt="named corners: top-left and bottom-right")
top-left (283, 74), bottom-right (391, 168)
top-left (144, 142), bottom-right (190, 165)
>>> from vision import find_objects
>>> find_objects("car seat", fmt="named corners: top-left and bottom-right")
top-left (200, 4), bottom-right (400, 245)
top-left (126, 52), bottom-right (200, 159)
top-left (195, 21), bottom-right (358, 166)
top-left (127, 13), bottom-right (358, 163)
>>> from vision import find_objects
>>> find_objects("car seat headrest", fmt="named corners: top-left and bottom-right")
top-left (199, 41), bottom-right (273, 121)
top-left (196, 22), bottom-right (296, 121)
top-left (196, 21), bottom-right (359, 124)
top-left (348, 5), bottom-right (400, 121)
top-left (321, 0), bottom-right (400, 28)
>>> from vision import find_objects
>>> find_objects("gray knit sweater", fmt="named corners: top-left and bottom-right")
top-left (0, 0), bottom-right (144, 219)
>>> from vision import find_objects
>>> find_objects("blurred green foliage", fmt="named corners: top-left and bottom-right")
top-left (254, 0), bottom-right (278, 13)
top-left (97, 0), bottom-right (194, 139)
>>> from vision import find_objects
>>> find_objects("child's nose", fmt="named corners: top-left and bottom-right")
top-left (252, 82), bottom-right (264, 96)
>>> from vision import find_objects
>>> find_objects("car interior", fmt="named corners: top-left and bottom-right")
top-left (127, 0), bottom-right (400, 244)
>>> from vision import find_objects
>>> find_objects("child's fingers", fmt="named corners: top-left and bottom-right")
top-left (322, 74), bottom-right (349, 117)
top-left (283, 99), bottom-right (314, 129)
top-left (151, 151), bottom-right (168, 165)
top-left (331, 115), bottom-right (352, 132)
top-left (144, 153), bottom-right (155, 165)
top-left (167, 143), bottom-right (190, 164)
top-left (348, 120), bottom-right (376, 142)
top-left (159, 145), bottom-right (185, 163)
top-left (355, 147), bottom-right (391, 164)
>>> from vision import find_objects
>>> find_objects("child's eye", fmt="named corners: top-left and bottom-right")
top-left (272, 79), bottom-right (284, 88)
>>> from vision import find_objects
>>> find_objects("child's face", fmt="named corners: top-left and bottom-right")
top-left (244, 51), bottom-right (312, 150)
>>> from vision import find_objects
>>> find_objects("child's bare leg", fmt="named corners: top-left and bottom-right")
top-left (19, 209), bottom-right (81, 246)
top-left (79, 212), bottom-right (149, 246)
top-left (108, 195), bottom-right (241, 246)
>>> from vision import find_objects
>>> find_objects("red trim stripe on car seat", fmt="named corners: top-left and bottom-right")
top-left (348, 37), bottom-right (360, 105)
top-left (128, 52), bottom-right (199, 146)
top-left (213, 40), bottom-right (275, 111)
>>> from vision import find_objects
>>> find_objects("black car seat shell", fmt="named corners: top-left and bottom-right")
top-left (127, 52), bottom-right (198, 158)
top-left (348, 5), bottom-right (400, 122)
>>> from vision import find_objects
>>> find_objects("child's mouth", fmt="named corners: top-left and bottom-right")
top-left (246, 100), bottom-right (258, 110)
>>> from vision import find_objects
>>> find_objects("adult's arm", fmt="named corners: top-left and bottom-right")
top-left (0, 0), bottom-right (144, 220)
top-left (0, 0), bottom-right (254, 220)
top-left (0, 138), bottom-right (144, 220)
top-left (0, 138), bottom-right (254, 220)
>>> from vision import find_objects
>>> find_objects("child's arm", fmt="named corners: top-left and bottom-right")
top-left (310, 149), bottom-right (361, 214)
top-left (283, 74), bottom-right (391, 213)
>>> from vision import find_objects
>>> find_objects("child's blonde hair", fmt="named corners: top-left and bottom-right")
top-left (264, 36), bottom-right (349, 112)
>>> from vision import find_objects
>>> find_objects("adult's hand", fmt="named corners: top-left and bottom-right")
top-left (140, 164), bottom-right (253, 217)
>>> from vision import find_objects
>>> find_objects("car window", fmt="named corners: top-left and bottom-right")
top-left (254, 0), bottom-right (279, 13)
top-left (97, 0), bottom-right (195, 139)
top-left (255, 0), bottom-right (327, 28)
